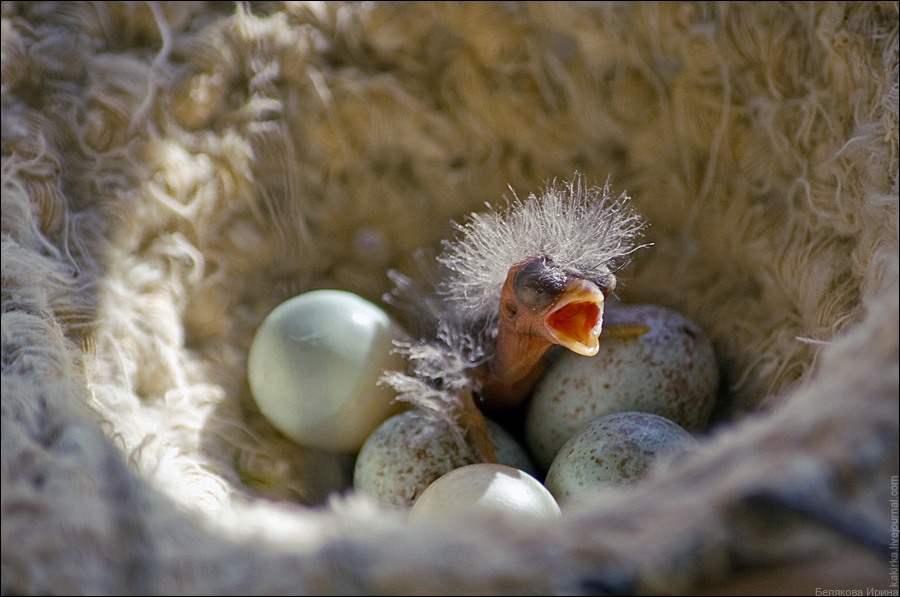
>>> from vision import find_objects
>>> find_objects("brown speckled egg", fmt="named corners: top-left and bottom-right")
top-left (544, 411), bottom-right (698, 506)
top-left (526, 303), bottom-right (718, 471)
top-left (353, 410), bottom-right (534, 509)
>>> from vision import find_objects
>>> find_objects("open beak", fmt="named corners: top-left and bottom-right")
top-left (543, 279), bottom-right (605, 356)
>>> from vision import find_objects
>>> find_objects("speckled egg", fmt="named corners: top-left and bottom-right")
top-left (353, 410), bottom-right (535, 509)
top-left (526, 303), bottom-right (718, 470)
top-left (247, 290), bottom-right (407, 452)
top-left (544, 412), bottom-right (698, 506)
top-left (409, 463), bottom-right (561, 520)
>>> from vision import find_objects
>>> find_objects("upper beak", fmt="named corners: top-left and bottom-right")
top-left (543, 279), bottom-right (605, 356)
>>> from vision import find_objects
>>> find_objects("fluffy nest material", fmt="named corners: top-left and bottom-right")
top-left (2, 1), bottom-right (898, 594)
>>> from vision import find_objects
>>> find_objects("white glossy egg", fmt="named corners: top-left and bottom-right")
top-left (353, 410), bottom-right (535, 509)
top-left (247, 290), bottom-right (407, 452)
top-left (544, 411), bottom-right (698, 506)
top-left (526, 303), bottom-right (718, 470)
top-left (408, 463), bottom-right (561, 520)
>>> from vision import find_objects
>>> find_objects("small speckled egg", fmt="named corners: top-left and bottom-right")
top-left (526, 303), bottom-right (718, 470)
top-left (247, 290), bottom-right (407, 452)
top-left (544, 412), bottom-right (698, 506)
top-left (408, 463), bottom-right (561, 520)
top-left (353, 410), bottom-right (535, 509)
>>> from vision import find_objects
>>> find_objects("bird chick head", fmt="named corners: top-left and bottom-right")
top-left (436, 172), bottom-right (645, 333)
top-left (434, 173), bottom-right (647, 410)
top-left (502, 255), bottom-right (614, 357)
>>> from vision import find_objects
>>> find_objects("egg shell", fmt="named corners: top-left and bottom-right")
top-left (544, 411), bottom-right (698, 506)
top-left (408, 463), bottom-right (561, 520)
top-left (353, 410), bottom-right (535, 509)
top-left (526, 303), bottom-right (718, 470)
top-left (247, 289), bottom-right (407, 452)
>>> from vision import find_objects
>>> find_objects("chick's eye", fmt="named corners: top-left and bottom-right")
top-left (513, 258), bottom-right (565, 309)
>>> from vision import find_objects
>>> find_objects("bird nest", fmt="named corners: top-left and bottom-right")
top-left (2, 2), bottom-right (898, 594)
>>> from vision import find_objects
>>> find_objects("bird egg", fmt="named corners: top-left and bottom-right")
top-left (247, 289), bottom-right (407, 452)
top-left (408, 463), bottom-right (561, 520)
top-left (544, 411), bottom-right (698, 506)
top-left (353, 410), bottom-right (535, 509)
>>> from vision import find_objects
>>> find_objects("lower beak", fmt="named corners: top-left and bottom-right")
top-left (544, 279), bottom-right (605, 356)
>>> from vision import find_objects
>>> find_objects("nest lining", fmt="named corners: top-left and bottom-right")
top-left (2, 1), bottom-right (897, 594)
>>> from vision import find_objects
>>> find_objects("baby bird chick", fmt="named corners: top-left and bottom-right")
top-left (383, 173), bottom-right (646, 460)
